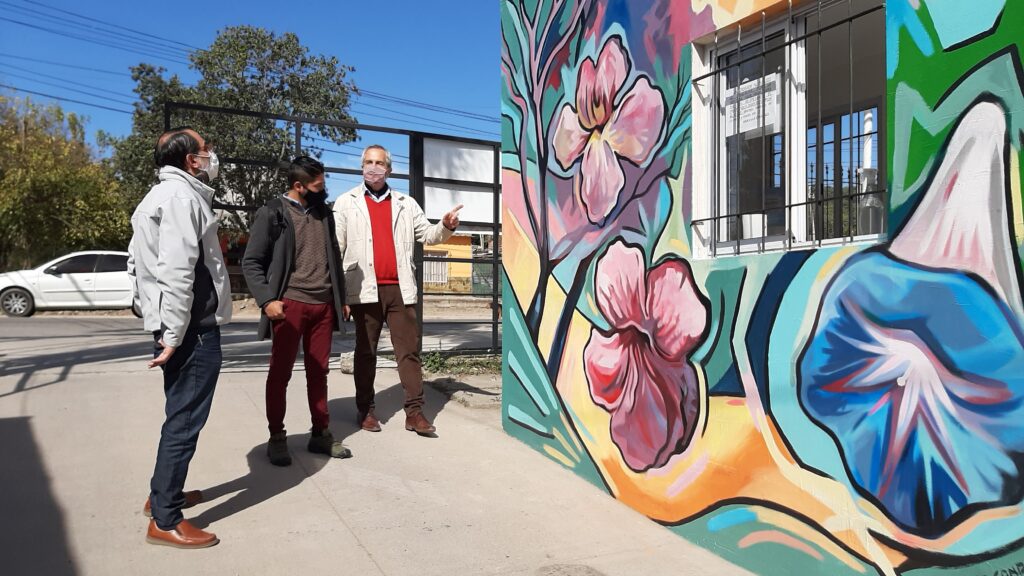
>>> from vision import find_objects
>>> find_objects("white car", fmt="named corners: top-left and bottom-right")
top-left (0, 250), bottom-right (140, 317)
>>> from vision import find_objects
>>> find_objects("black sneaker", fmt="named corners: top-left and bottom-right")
top-left (267, 431), bottom-right (292, 466)
top-left (308, 429), bottom-right (353, 459)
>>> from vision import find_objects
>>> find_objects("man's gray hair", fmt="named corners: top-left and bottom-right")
top-left (361, 144), bottom-right (392, 169)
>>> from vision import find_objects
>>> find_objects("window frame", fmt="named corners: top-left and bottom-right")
top-left (712, 23), bottom-right (792, 254)
top-left (691, 0), bottom-right (887, 259)
top-left (95, 254), bottom-right (129, 273)
top-left (49, 254), bottom-right (99, 275)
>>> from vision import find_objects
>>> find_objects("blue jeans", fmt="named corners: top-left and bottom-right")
top-left (149, 326), bottom-right (221, 530)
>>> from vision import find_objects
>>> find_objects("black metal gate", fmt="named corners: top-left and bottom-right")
top-left (164, 102), bottom-right (501, 353)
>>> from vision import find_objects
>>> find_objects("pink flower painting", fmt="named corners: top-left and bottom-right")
top-left (584, 240), bottom-right (709, 471)
top-left (552, 37), bottom-right (665, 225)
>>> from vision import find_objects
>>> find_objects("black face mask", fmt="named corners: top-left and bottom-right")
top-left (304, 188), bottom-right (328, 206)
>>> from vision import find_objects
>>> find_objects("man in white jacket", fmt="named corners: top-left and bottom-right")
top-left (333, 145), bottom-right (461, 436)
top-left (128, 127), bottom-right (231, 549)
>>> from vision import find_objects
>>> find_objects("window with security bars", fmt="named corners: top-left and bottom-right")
top-left (692, 0), bottom-right (886, 256)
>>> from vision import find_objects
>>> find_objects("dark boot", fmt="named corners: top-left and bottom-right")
top-left (308, 428), bottom-right (353, 459)
top-left (267, 431), bottom-right (292, 466)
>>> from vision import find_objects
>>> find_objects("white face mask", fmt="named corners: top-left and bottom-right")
top-left (363, 164), bottom-right (387, 188)
top-left (191, 151), bottom-right (219, 182)
top-left (201, 151), bottom-right (220, 182)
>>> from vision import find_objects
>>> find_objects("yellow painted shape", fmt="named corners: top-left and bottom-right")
top-left (691, 0), bottom-right (788, 29)
top-left (552, 305), bottom-right (909, 573)
top-left (537, 275), bottom-right (568, 365)
top-left (501, 203), bottom-right (540, 314)
top-left (543, 445), bottom-right (576, 468)
top-left (1012, 150), bottom-right (1023, 244)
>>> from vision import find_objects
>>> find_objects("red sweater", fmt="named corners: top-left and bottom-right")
top-left (365, 194), bottom-right (399, 285)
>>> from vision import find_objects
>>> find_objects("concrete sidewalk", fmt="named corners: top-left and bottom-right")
top-left (0, 317), bottom-right (750, 576)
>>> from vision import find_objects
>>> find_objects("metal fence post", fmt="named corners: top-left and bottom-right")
top-left (491, 143), bottom-right (501, 353)
top-left (409, 133), bottom-right (426, 354)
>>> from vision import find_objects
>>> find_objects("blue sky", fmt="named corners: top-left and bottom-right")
top-left (0, 0), bottom-right (500, 193)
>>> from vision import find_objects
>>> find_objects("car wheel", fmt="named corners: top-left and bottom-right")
top-left (1, 288), bottom-right (35, 317)
top-left (131, 302), bottom-right (143, 318)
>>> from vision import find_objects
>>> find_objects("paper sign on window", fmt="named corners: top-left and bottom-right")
top-left (724, 73), bottom-right (781, 138)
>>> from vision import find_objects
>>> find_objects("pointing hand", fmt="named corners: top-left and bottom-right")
top-left (443, 204), bottom-right (463, 230)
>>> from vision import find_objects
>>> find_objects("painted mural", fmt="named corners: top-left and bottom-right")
top-left (501, 1), bottom-right (1024, 575)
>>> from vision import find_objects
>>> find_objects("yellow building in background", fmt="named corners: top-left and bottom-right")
top-left (423, 233), bottom-right (473, 293)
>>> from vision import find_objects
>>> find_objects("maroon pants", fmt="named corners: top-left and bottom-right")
top-left (352, 284), bottom-right (424, 416)
top-left (266, 298), bottom-right (335, 434)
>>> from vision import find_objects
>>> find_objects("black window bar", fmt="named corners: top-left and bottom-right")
top-left (691, 0), bottom-right (886, 257)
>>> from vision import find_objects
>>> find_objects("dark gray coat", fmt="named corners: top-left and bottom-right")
top-left (241, 197), bottom-right (346, 340)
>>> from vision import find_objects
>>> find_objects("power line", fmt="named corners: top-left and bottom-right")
top-left (0, 13), bottom-right (495, 131)
top-left (0, 15), bottom-right (192, 66)
top-left (354, 100), bottom-right (498, 134)
top-left (19, 0), bottom-right (202, 52)
top-left (0, 50), bottom-right (496, 139)
top-left (0, 52), bottom-right (126, 76)
top-left (351, 106), bottom-right (499, 138)
top-left (1, 7), bottom-right (498, 130)
top-left (0, 1), bottom-right (194, 62)
top-left (357, 89), bottom-right (499, 124)
top-left (0, 5), bottom-right (498, 136)
top-left (0, 61), bottom-right (133, 99)
top-left (0, 69), bottom-right (136, 106)
top-left (0, 83), bottom-right (133, 114)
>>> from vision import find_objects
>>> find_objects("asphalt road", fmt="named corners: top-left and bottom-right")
top-left (0, 314), bottom-right (498, 377)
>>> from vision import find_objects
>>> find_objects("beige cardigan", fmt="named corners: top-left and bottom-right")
top-left (332, 184), bottom-right (453, 305)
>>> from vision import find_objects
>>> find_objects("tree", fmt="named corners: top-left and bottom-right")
top-left (102, 26), bottom-right (359, 232)
top-left (0, 96), bottom-right (129, 270)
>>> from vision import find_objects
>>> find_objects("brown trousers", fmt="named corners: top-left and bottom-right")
top-left (351, 284), bottom-right (423, 416)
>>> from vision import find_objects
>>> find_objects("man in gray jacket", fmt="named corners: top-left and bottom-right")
top-left (128, 127), bottom-right (231, 549)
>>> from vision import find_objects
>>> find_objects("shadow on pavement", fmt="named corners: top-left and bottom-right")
top-left (0, 321), bottom-right (310, 397)
top-left (424, 376), bottom-right (500, 397)
top-left (186, 381), bottom-right (454, 529)
top-left (327, 381), bottom-right (453, 442)
top-left (188, 438), bottom-right (331, 530)
top-left (0, 417), bottom-right (77, 576)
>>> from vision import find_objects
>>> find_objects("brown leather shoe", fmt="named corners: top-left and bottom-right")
top-left (143, 490), bottom-right (203, 518)
top-left (405, 413), bottom-right (436, 436)
top-left (146, 519), bottom-right (218, 549)
top-left (359, 409), bottom-right (381, 432)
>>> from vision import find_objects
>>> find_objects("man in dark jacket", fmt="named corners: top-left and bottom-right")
top-left (242, 156), bottom-right (351, 466)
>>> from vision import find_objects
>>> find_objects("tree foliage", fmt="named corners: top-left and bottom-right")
top-left (0, 96), bottom-right (129, 270)
top-left (102, 26), bottom-right (359, 232)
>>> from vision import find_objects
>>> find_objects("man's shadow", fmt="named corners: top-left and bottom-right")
top-left (327, 379), bottom-right (453, 442)
top-left (187, 435), bottom-right (330, 529)
top-left (185, 381), bottom-right (454, 529)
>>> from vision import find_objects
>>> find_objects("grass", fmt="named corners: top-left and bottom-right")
top-left (419, 352), bottom-right (502, 375)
